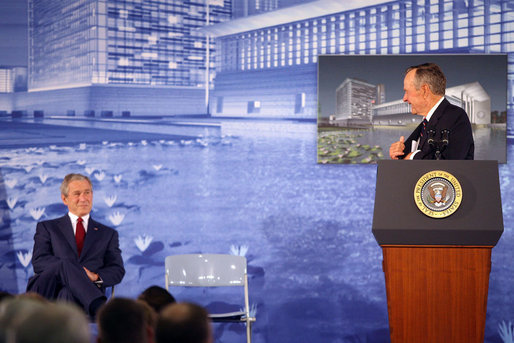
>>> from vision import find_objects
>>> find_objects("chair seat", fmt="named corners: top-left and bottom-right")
top-left (209, 311), bottom-right (246, 322)
top-left (210, 313), bottom-right (257, 323)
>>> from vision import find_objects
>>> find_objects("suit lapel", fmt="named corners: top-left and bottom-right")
top-left (405, 121), bottom-right (423, 155)
top-left (58, 215), bottom-right (79, 256)
top-left (419, 98), bottom-right (447, 149)
top-left (80, 218), bottom-right (101, 259)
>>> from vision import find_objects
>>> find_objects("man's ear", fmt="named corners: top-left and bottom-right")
top-left (422, 83), bottom-right (431, 97)
top-left (61, 193), bottom-right (68, 206)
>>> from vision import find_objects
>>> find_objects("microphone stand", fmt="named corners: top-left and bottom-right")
top-left (427, 129), bottom-right (449, 160)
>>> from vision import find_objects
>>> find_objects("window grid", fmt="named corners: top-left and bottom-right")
top-left (218, 0), bottom-right (514, 74)
top-left (28, 0), bottom-right (231, 90)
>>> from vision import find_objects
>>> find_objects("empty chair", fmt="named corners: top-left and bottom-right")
top-left (165, 254), bottom-right (256, 343)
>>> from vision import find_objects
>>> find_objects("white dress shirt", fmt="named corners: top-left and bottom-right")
top-left (409, 96), bottom-right (445, 159)
top-left (68, 212), bottom-right (90, 235)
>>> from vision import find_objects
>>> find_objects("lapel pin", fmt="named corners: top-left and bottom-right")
top-left (94, 227), bottom-right (99, 231)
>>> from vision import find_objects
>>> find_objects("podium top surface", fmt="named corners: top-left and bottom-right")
top-left (372, 160), bottom-right (504, 246)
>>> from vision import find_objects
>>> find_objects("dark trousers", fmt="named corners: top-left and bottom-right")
top-left (26, 260), bottom-right (105, 315)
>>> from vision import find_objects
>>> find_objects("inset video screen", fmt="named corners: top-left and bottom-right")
top-left (317, 54), bottom-right (507, 164)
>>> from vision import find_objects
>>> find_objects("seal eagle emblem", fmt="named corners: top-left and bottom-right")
top-left (414, 170), bottom-right (462, 218)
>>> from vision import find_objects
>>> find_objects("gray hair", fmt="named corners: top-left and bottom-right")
top-left (14, 302), bottom-right (90, 343)
top-left (60, 174), bottom-right (92, 197)
top-left (406, 62), bottom-right (446, 96)
top-left (0, 298), bottom-right (46, 343)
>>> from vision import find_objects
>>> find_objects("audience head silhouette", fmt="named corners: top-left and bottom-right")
top-left (138, 286), bottom-right (176, 313)
top-left (156, 302), bottom-right (213, 343)
top-left (97, 297), bottom-right (154, 343)
top-left (0, 298), bottom-right (90, 343)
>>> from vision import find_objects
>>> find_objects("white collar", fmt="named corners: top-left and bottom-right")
top-left (425, 96), bottom-right (444, 122)
top-left (68, 212), bottom-right (90, 224)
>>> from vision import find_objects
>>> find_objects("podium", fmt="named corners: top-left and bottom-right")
top-left (372, 160), bottom-right (503, 342)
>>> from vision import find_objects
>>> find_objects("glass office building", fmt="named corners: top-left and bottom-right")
top-left (0, 68), bottom-right (13, 93)
top-left (205, 0), bottom-right (514, 118)
top-left (28, 0), bottom-right (231, 91)
top-left (0, 66), bottom-right (27, 95)
top-left (336, 78), bottom-right (376, 121)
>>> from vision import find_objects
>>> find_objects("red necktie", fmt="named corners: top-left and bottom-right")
top-left (76, 217), bottom-right (86, 256)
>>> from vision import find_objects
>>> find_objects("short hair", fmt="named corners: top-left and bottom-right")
top-left (60, 173), bottom-right (92, 197)
top-left (138, 285), bottom-right (176, 313)
top-left (156, 302), bottom-right (211, 343)
top-left (406, 62), bottom-right (446, 96)
top-left (0, 297), bottom-right (46, 341)
top-left (136, 299), bottom-right (158, 331)
top-left (13, 301), bottom-right (90, 343)
top-left (16, 292), bottom-right (49, 304)
top-left (97, 298), bottom-right (148, 343)
top-left (0, 291), bottom-right (13, 303)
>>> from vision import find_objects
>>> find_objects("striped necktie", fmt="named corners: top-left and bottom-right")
top-left (420, 118), bottom-right (428, 138)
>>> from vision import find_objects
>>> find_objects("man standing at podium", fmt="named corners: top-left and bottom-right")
top-left (389, 63), bottom-right (474, 160)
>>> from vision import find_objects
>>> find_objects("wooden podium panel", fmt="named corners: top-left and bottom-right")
top-left (382, 245), bottom-right (491, 343)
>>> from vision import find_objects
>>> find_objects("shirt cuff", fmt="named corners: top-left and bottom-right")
top-left (94, 276), bottom-right (104, 286)
top-left (409, 150), bottom-right (420, 160)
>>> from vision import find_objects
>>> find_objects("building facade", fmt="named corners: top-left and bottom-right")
top-left (4, 0), bottom-right (513, 118)
top-left (0, 68), bottom-right (13, 93)
top-left (336, 78), bottom-right (376, 120)
top-left (232, 0), bottom-right (317, 18)
top-left (0, 67), bottom-right (27, 93)
top-left (372, 82), bottom-right (490, 125)
top-left (29, 0), bottom-right (231, 91)
top-left (205, 0), bottom-right (514, 118)
top-left (24, 0), bottom-right (231, 116)
top-left (376, 83), bottom-right (386, 105)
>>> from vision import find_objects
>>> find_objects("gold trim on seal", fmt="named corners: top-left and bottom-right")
top-left (414, 170), bottom-right (462, 218)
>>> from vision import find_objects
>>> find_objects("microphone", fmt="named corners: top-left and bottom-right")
top-left (429, 129), bottom-right (449, 160)
top-left (427, 129), bottom-right (436, 146)
top-left (441, 129), bottom-right (450, 146)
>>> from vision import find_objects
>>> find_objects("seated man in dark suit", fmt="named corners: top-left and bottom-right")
top-left (26, 173), bottom-right (125, 319)
top-left (389, 62), bottom-right (474, 160)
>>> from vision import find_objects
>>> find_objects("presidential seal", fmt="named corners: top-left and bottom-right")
top-left (414, 170), bottom-right (462, 218)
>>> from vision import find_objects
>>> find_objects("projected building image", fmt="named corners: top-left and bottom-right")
top-left (204, 0), bottom-right (513, 119)
top-left (332, 80), bottom-right (491, 127)
top-left (19, 0), bottom-right (231, 116)
top-left (335, 78), bottom-right (376, 122)
top-left (0, 0), bottom-right (512, 121)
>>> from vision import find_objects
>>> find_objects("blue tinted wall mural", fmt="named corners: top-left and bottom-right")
top-left (1, 0), bottom-right (514, 342)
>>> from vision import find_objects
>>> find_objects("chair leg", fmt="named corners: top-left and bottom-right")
top-left (246, 319), bottom-right (252, 343)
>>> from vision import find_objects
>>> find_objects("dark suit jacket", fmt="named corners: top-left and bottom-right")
top-left (402, 98), bottom-right (474, 160)
top-left (29, 215), bottom-right (125, 289)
